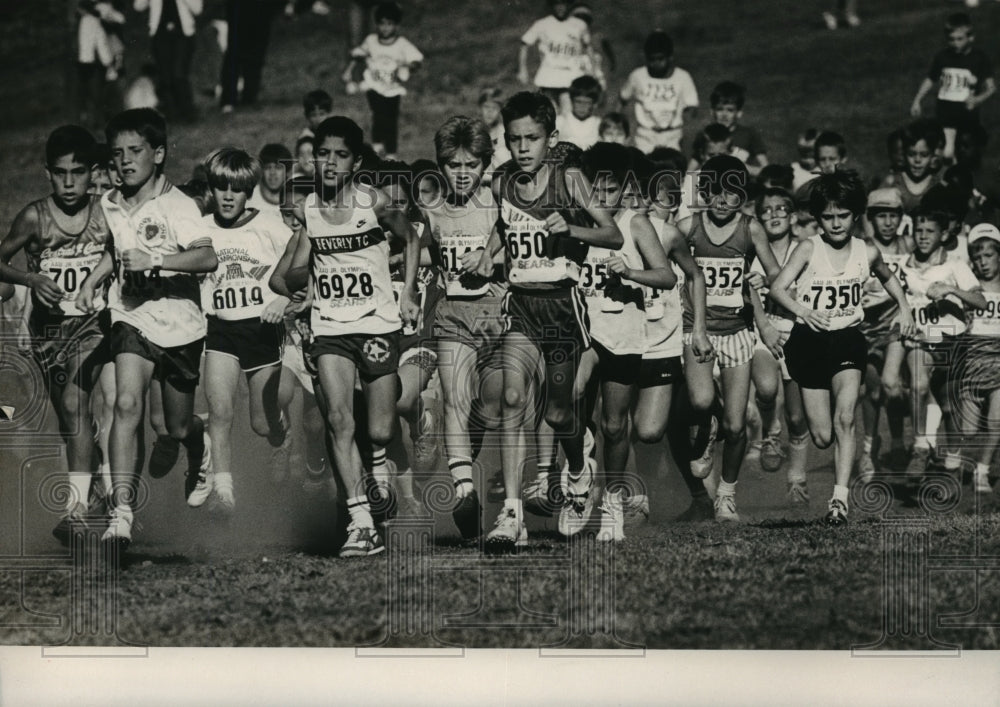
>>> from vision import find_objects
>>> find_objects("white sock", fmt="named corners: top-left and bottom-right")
top-left (67, 471), bottom-right (91, 510)
top-left (346, 495), bottom-right (374, 528)
top-left (913, 435), bottom-right (930, 451)
top-left (787, 434), bottom-right (809, 484)
top-left (862, 436), bottom-right (873, 455)
top-left (944, 452), bottom-right (961, 471)
top-left (99, 463), bottom-right (112, 496)
top-left (717, 480), bottom-right (737, 497)
top-left (372, 447), bottom-right (389, 485)
top-left (449, 457), bottom-right (473, 499)
top-left (925, 403), bottom-right (942, 447)
top-left (832, 484), bottom-right (849, 506)
top-left (976, 462), bottom-right (990, 477)
top-left (215, 471), bottom-right (233, 491)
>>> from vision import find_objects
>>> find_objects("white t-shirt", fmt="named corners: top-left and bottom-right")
top-left (901, 255), bottom-right (979, 342)
top-left (556, 113), bottom-right (600, 150)
top-left (620, 66), bottom-right (698, 132)
top-left (353, 34), bottom-right (423, 97)
top-left (247, 190), bottom-right (283, 221)
top-left (489, 123), bottom-right (512, 171)
top-left (102, 180), bottom-right (210, 347)
top-left (521, 15), bottom-right (590, 90)
top-left (202, 210), bottom-right (293, 321)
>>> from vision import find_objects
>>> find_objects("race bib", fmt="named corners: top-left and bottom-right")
top-left (968, 292), bottom-right (1000, 337)
top-left (863, 253), bottom-right (908, 306)
top-left (439, 234), bottom-right (489, 298)
top-left (698, 256), bottom-right (744, 309)
top-left (801, 276), bottom-right (864, 322)
top-left (119, 266), bottom-right (164, 301)
top-left (313, 260), bottom-right (377, 322)
top-left (505, 217), bottom-right (580, 285)
top-left (938, 67), bottom-right (975, 103)
top-left (40, 252), bottom-right (103, 315)
top-left (908, 293), bottom-right (967, 341)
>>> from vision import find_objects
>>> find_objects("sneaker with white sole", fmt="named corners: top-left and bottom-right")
top-left (596, 492), bottom-right (625, 542)
top-left (484, 507), bottom-right (527, 554)
top-left (101, 506), bottom-right (134, 550)
top-left (339, 522), bottom-right (385, 557)
top-left (523, 475), bottom-right (554, 517)
top-left (714, 493), bottom-right (740, 522)
top-left (690, 415), bottom-right (718, 480)
top-left (787, 480), bottom-right (810, 506)
top-left (825, 498), bottom-right (848, 526)
top-left (558, 457), bottom-right (597, 536)
top-left (212, 478), bottom-right (235, 515)
top-left (622, 493), bottom-right (650, 527)
top-left (413, 402), bottom-right (441, 471)
top-left (760, 434), bottom-right (786, 473)
top-left (185, 431), bottom-right (213, 508)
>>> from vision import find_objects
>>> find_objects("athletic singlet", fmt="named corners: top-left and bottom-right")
top-left (581, 208), bottom-right (645, 354)
top-left (644, 214), bottom-right (683, 359)
top-left (25, 195), bottom-right (110, 317)
top-left (424, 186), bottom-right (498, 299)
top-left (862, 238), bottom-right (910, 308)
top-left (900, 253), bottom-right (977, 342)
top-left (497, 160), bottom-right (592, 291)
top-left (751, 237), bottom-right (799, 334)
top-left (682, 212), bottom-right (755, 335)
top-left (303, 190), bottom-right (399, 337)
top-left (202, 209), bottom-right (293, 321)
top-left (793, 235), bottom-right (869, 331)
top-left (886, 171), bottom-right (941, 214)
top-left (967, 291), bottom-right (1000, 338)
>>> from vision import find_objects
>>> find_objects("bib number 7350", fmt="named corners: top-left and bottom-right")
top-left (810, 283), bottom-right (862, 310)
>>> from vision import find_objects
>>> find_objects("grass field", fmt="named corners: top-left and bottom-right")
top-left (1, 0), bottom-right (1000, 651)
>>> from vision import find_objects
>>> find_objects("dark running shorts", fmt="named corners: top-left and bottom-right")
top-left (501, 287), bottom-right (590, 367)
top-left (206, 316), bottom-right (284, 372)
top-left (784, 323), bottom-right (868, 390)
top-left (935, 99), bottom-right (979, 130)
top-left (591, 339), bottom-right (641, 386)
top-left (952, 336), bottom-right (1000, 397)
top-left (310, 331), bottom-right (401, 382)
top-left (28, 309), bottom-right (111, 388)
top-left (638, 355), bottom-right (683, 389)
top-left (110, 321), bottom-right (203, 393)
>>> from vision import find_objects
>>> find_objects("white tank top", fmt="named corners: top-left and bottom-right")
top-left (580, 208), bottom-right (646, 354)
top-left (793, 235), bottom-right (869, 331)
top-left (303, 191), bottom-right (399, 337)
top-left (643, 214), bottom-right (683, 359)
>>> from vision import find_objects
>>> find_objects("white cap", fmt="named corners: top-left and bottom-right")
top-left (968, 222), bottom-right (1000, 245)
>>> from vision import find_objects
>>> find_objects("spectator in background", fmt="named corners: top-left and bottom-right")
top-left (134, 0), bottom-right (203, 121)
top-left (77, 1), bottom-right (125, 124)
top-left (220, 0), bottom-right (282, 113)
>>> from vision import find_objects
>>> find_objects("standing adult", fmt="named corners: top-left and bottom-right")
top-left (134, 0), bottom-right (203, 121)
top-left (219, 0), bottom-right (281, 112)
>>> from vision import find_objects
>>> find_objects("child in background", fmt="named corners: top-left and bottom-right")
top-left (791, 128), bottom-right (819, 192)
top-left (569, 3), bottom-right (615, 90)
top-left (300, 89), bottom-right (333, 139)
top-left (858, 188), bottom-right (911, 478)
top-left (518, 0), bottom-right (591, 114)
top-left (557, 75), bottom-right (602, 150)
top-left (814, 131), bottom-right (848, 176)
top-left (951, 223), bottom-right (1000, 493)
top-left (688, 123), bottom-right (740, 171)
top-left (710, 81), bottom-right (768, 176)
top-left (880, 120), bottom-right (943, 215)
top-left (599, 112), bottom-right (630, 145)
top-left (343, 1), bottom-right (423, 159)
top-left (249, 143), bottom-right (292, 218)
top-left (77, 0), bottom-right (126, 124)
top-left (292, 136), bottom-right (315, 179)
top-left (910, 12), bottom-right (995, 161)
top-left (123, 63), bottom-right (159, 111)
top-left (620, 31), bottom-right (698, 154)
top-left (479, 88), bottom-right (512, 173)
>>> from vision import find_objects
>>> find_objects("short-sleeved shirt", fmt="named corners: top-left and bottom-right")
top-left (929, 47), bottom-right (994, 104)
top-left (521, 15), bottom-right (590, 90)
top-left (620, 66), bottom-right (698, 132)
top-left (556, 113), bottom-right (600, 150)
top-left (728, 124), bottom-right (766, 160)
top-left (102, 180), bottom-right (210, 347)
top-left (353, 33), bottom-right (423, 97)
top-left (202, 209), bottom-right (293, 322)
top-left (901, 255), bottom-right (979, 342)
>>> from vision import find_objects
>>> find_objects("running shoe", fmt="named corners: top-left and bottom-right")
top-left (185, 431), bottom-right (213, 508)
top-left (595, 492), bottom-right (625, 542)
top-left (339, 522), bottom-right (385, 557)
top-left (825, 498), bottom-right (848, 526)
top-left (101, 506), bottom-right (133, 551)
top-left (622, 493), bottom-right (650, 527)
top-left (484, 507), bottom-right (527, 555)
top-left (787, 480), bottom-right (810, 506)
top-left (689, 415), bottom-right (719, 480)
top-left (558, 457), bottom-right (597, 536)
top-left (714, 493), bottom-right (740, 522)
top-left (760, 434), bottom-right (786, 473)
top-left (52, 502), bottom-right (89, 546)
